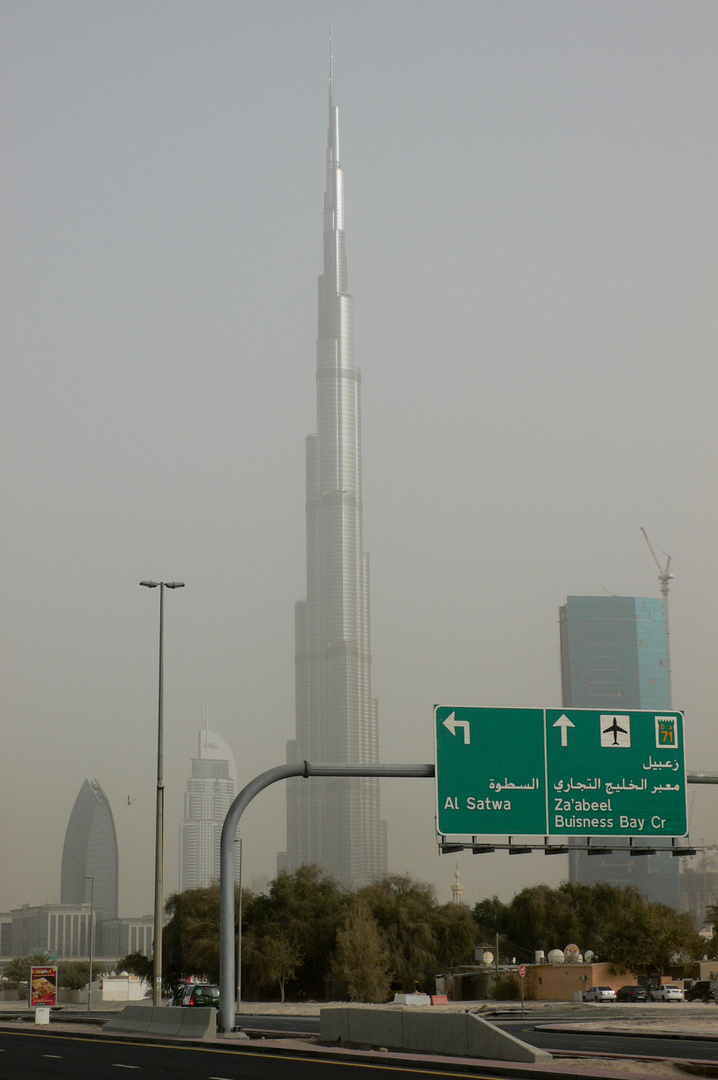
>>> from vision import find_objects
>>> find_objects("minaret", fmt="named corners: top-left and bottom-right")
top-left (279, 54), bottom-right (387, 888)
top-left (451, 865), bottom-right (465, 905)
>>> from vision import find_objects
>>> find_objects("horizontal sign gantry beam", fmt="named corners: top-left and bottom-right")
top-left (438, 840), bottom-right (698, 856)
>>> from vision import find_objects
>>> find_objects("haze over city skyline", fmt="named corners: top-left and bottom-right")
top-left (2, 1), bottom-right (716, 918)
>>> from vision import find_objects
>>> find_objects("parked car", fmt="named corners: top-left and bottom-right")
top-left (650, 984), bottom-right (684, 1002)
top-left (584, 986), bottom-right (617, 1002)
top-left (616, 985), bottom-right (649, 1002)
top-left (169, 983), bottom-right (220, 1008)
top-left (685, 981), bottom-right (716, 1003)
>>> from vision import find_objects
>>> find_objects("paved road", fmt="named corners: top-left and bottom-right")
top-left (497, 1017), bottom-right (718, 1062)
top-left (0, 1027), bottom-right (513, 1080)
top-left (4, 1003), bottom-right (718, 1080)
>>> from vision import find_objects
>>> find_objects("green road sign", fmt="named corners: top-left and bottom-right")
top-left (434, 705), bottom-right (687, 839)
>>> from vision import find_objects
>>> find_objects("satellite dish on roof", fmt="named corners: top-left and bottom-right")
top-left (564, 944), bottom-right (580, 963)
top-left (585, 949), bottom-right (595, 963)
top-left (547, 949), bottom-right (564, 964)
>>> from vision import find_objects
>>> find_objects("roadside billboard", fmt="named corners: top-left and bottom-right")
top-left (29, 966), bottom-right (58, 1008)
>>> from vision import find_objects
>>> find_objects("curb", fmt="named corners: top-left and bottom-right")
top-left (538, 1024), bottom-right (718, 1045)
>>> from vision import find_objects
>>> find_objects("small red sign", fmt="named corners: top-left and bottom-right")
top-left (519, 964), bottom-right (526, 978)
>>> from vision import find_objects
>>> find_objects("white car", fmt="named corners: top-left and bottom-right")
top-left (583, 986), bottom-right (617, 1002)
top-left (650, 984), bottom-right (684, 1002)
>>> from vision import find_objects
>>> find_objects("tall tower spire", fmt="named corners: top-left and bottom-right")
top-left (329, 26), bottom-right (334, 105)
top-left (279, 57), bottom-right (387, 889)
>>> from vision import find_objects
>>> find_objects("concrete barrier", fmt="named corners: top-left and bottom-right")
top-left (467, 1012), bottom-right (551, 1062)
top-left (320, 1005), bottom-right (552, 1062)
top-left (141, 1009), bottom-right (184, 1036)
top-left (103, 1005), bottom-right (217, 1040)
top-left (322, 1007), bottom-right (403, 1049)
top-left (403, 1009), bottom-right (469, 1055)
top-left (103, 1005), bottom-right (153, 1033)
top-left (176, 1007), bottom-right (217, 1039)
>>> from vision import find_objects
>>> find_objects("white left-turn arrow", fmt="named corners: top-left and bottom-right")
top-left (553, 713), bottom-right (575, 747)
top-left (443, 711), bottom-right (471, 745)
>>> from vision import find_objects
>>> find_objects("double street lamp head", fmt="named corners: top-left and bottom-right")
top-left (140, 581), bottom-right (185, 589)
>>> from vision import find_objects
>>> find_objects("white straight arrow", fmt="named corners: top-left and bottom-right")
top-left (443, 711), bottom-right (471, 745)
top-left (553, 713), bottom-right (575, 747)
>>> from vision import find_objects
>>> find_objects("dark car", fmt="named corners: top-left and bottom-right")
top-left (686, 981), bottom-right (716, 1003)
top-left (169, 983), bottom-right (220, 1008)
top-left (616, 985), bottom-right (649, 1002)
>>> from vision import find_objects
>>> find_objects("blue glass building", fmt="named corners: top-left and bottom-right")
top-left (560, 595), bottom-right (670, 710)
top-left (559, 596), bottom-right (679, 909)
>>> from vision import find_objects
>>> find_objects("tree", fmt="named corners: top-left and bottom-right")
top-left (164, 882), bottom-right (241, 991)
top-left (473, 881), bottom-right (646, 960)
top-left (263, 933), bottom-right (304, 1003)
top-left (243, 865), bottom-right (347, 999)
top-left (118, 952), bottom-right (153, 981)
top-left (58, 962), bottom-right (91, 990)
top-left (432, 900), bottom-right (479, 969)
top-left (359, 875), bottom-right (437, 991)
top-left (706, 904), bottom-right (718, 957)
top-left (604, 903), bottom-right (705, 976)
top-left (4, 952), bottom-right (54, 985)
top-left (473, 896), bottom-right (508, 938)
top-left (332, 899), bottom-right (392, 1002)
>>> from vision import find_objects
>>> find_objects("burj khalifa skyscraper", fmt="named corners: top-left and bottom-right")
top-left (279, 59), bottom-right (387, 888)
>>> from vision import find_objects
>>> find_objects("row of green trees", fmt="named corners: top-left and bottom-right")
top-left (6, 876), bottom-right (713, 1003)
top-left (163, 866), bottom-right (477, 1000)
top-left (3, 953), bottom-right (93, 990)
top-left (474, 881), bottom-right (706, 974)
top-left (161, 867), bottom-right (712, 1001)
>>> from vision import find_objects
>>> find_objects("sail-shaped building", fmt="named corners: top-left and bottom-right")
top-left (279, 60), bottom-right (387, 888)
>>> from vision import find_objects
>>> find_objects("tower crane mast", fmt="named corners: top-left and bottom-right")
top-left (640, 527), bottom-right (674, 708)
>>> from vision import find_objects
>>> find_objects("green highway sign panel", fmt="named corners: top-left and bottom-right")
top-left (436, 708), bottom-right (547, 834)
top-left (434, 706), bottom-right (687, 839)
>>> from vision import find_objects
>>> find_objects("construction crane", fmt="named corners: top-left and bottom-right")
top-left (641, 527), bottom-right (674, 708)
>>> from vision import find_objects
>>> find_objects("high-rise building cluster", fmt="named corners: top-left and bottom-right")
top-left (3, 60), bottom-right (711, 968)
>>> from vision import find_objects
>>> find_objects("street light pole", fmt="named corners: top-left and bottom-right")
top-left (140, 579), bottom-right (185, 1008)
top-left (84, 874), bottom-right (94, 1012)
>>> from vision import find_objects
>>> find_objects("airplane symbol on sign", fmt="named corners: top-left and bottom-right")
top-left (600, 715), bottom-right (631, 748)
top-left (603, 718), bottom-right (627, 744)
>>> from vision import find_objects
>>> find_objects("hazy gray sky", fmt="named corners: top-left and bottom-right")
top-left (2, 1), bottom-right (716, 919)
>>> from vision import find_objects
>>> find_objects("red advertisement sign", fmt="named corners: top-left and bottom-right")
top-left (29, 966), bottom-right (57, 1008)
